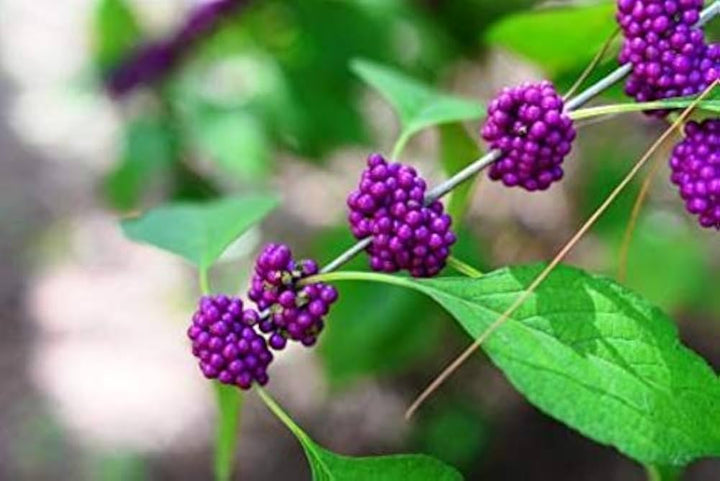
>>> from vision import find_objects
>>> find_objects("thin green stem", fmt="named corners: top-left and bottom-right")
top-left (256, 388), bottom-right (312, 446)
top-left (213, 383), bottom-right (243, 481)
top-left (302, 270), bottom-right (415, 290)
top-left (199, 268), bottom-right (211, 295)
top-left (569, 94), bottom-right (717, 120)
top-left (391, 132), bottom-right (411, 161)
top-left (447, 256), bottom-right (483, 278)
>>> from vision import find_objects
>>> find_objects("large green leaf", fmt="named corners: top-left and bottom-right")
top-left (320, 265), bottom-right (720, 465)
top-left (351, 59), bottom-right (484, 157)
top-left (121, 194), bottom-right (279, 270)
top-left (486, 3), bottom-right (616, 75)
top-left (92, 0), bottom-right (142, 71)
top-left (258, 389), bottom-right (463, 481)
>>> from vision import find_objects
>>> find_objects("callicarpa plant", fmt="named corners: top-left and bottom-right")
top-left (100, 0), bottom-right (720, 479)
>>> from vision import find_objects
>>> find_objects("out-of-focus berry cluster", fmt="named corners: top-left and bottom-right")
top-left (616, 0), bottom-right (719, 112)
top-left (248, 244), bottom-right (338, 349)
top-left (347, 154), bottom-right (456, 277)
top-left (481, 81), bottom-right (576, 191)
top-left (188, 295), bottom-right (272, 389)
top-left (670, 119), bottom-right (720, 229)
top-left (106, 0), bottom-right (248, 97)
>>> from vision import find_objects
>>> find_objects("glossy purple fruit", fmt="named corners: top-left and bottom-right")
top-left (347, 154), bottom-right (456, 277)
top-left (188, 295), bottom-right (271, 389)
top-left (248, 244), bottom-right (338, 347)
top-left (669, 119), bottom-right (720, 229)
top-left (481, 81), bottom-right (576, 191)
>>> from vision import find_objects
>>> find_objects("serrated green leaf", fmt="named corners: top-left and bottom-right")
top-left (121, 194), bottom-right (279, 269)
top-left (351, 59), bottom-right (484, 157)
top-left (320, 265), bottom-right (720, 465)
top-left (486, 3), bottom-right (616, 75)
top-left (258, 389), bottom-right (463, 481)
top-left (439, 123), bottom-right (483, 221)
top-left (92, 0), bottom-right (142, 71)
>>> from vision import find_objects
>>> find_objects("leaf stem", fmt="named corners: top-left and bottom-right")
top-left (213, 383), bottom-right (243, 481)
top-left (391, 132), bottom-right (412, 161)
top-left (199, 267), bottom-right (211, 295)
top-left (447, 256), bottom-right (483, 278)
top-left (256, 387), bottom-right (312, 446)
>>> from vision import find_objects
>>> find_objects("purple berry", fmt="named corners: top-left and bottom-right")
top-left (616, 0), bottom-right (719, 114)
top-left (248, 244), bottom-right (338, 347)
top-left (347, 154), bottom-right (456, 277)
top-left (481, 81), bottom-right (575, 191)
top-left (669, 119), bottom-right (720, 229)
top-left (188, 295), bottom-right (272, 389)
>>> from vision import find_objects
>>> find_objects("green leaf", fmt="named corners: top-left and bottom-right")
top-left (213, 383), bottom-right (242, 481)
top-left (104, 113), bottom-right (176, 211)
top-left (486, 3), bottom-right (616, 75)
top-left (121, 194), bottom-right (279, 270)
top-left (351, 59), bottom-right (484, 158)
top-left (317, 265), bottom-right (720, 465)
top-left (257, 389), bottom-right (463, 481)
top-left (438, 123), bottom-right (482, 221)
top-left (188, 107), bottom-right (270, 182)
top-left (92, 0), bottom-right (142, 71)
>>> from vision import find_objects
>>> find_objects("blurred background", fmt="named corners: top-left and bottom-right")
top-left (0, 0), bottom-right (719, 479)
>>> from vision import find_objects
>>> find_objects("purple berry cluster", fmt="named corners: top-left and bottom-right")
top-left (670, 119), bottom-right (720, 229)
top-left (248, 244), bottom-right (338, 349)
top-left (481, 81), bottom-right (576, 191)
top-left (187, 295), bottom-right (272, 389)
top-left (616, 0), bottom-right (719, 110)
top-left (106, 0), bottom-right (249, 97)
top-left (347, 154), bottom-right (456, 277)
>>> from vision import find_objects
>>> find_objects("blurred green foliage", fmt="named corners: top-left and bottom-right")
top-left (410, 398), bottom-right (489, 473)
top-left (92, 0), bottom-right (141, 72)
top-left (486, 3), bottom-right (617, 77)
top-left (94, 0), bottom-right (544, 211)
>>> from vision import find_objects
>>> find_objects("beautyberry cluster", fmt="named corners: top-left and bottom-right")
top-left (481, 81), bottom-right (576, 191)
top-left (347, 154), bottom-right (456, 277)
top-left (616, 0), bottom-right (719, 110)
top-left (188, 295), bottom-right (272, 389)
top-left (670, 119), bottom-right (720, 229)
top-left (248, 244), bottom-right (338, 349)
